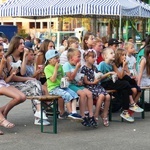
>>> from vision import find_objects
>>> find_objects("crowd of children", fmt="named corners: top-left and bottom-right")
top-left (0, 32), bottom-right (150, 135)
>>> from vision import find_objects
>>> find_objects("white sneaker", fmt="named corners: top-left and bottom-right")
top-left (129, 104), bottom-right (144, 113)
top-left (34, 111), bottom-right (48, 120)
top-left (120, 111), bottom-right (134, 122)
top-left (34, 118), bottom-right (50, 126)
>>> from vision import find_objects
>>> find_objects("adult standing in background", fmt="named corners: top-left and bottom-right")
top-left (136, 35), bottom-right (150, 71)
top-left (34, 38), bottom-right (41, 55)
top-left (108, 38), bottom-right (121, 51)
top-left (24, 35), bottom-right (33, 49)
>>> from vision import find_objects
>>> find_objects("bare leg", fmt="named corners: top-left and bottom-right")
top-left (77, 90), bottom-right (86, 117)
top-left (42, 85), bottom-right (49, 95)
top-left (134, 92), bottom-right (141, 103)
top-left (94, 94), bottom-right (104, 119)
top-left (0, 86), bottom-right (26, 118)
top-left (71, 99), bottom-right (77, 113)
top-left (82, 89), bottom-right (93, 117)
top-left (65, 102), bottom-right (72, 113)
top-left (58, 98), bottom-right (65, 115)
top-left (101, 94), bottom-right (110, 118)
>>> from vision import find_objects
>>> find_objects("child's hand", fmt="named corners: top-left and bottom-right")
top-left (123, 59), bottom-right (128, 68)
top-left (77, 81), bottom-right (83, 86)
top-left (24, 48), bottom-right (29, 57)
top-left (131, 75), bottom-right (138, 81)
top-left (38, 65), bottom-right (44, 72)
top-left (1, 55), bottom-right (6, 67)
top-left (35, 69), bottom-right (41, 75)
top-left (10, 69), bottom-right (18, 76)
top-left (93, 78), bottom-right (100, 84)
top-left (76, 62), bottom-right (81, 69)
top-left (55, 62), bottom-right (59, 70)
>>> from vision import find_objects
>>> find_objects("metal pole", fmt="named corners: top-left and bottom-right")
top-left (49, 6), bottom-right (52, 40)
top-left (125, 20), bottom-right (129, 42)
top-left (119, 6), bottom-right (122, 40)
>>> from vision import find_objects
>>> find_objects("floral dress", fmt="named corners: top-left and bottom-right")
top-left (8, 55), bottom-right (43, 113)
top-left (81, 65), bottom-right (107, 99)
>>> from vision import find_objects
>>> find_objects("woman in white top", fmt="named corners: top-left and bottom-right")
top-left (138, 45), bottom-right (150, 87)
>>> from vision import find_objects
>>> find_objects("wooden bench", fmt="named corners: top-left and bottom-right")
top-left (27, 95), bottom-right (61, 134)
top-left (108, 87), bottom-right (150, 121)
top-left (140, 86), bottom-right (150, 119)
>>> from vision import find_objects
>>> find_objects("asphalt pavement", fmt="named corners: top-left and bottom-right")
top-left (0, 95), bottom-right (150, 150)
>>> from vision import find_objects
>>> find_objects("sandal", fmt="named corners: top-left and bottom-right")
top-left (0, 130), bottom-right (4, 135)
top-left (81, 117), bottom-right (90, 127)
top-left (102, 117), bottom-right (109, 127)
top-left (95, 117), bottom-right (99, 122)
top-left (89, 116), bottom-right (98, 127)
top-left (0, 119), bottom-right (15, 128)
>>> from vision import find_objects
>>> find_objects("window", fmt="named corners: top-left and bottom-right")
top-left (43, 22), bottom-right (47, 28)
top-left (29, 22), bottom-right (40, 28)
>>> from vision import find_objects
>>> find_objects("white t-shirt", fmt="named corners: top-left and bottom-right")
top-left (60, 50), bottom-right (68, 65)
top-left (126, 55), bottom-right (136, 70)
top-left (60, 49), bottom-right (85, 66)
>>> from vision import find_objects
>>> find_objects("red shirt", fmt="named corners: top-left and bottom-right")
top-left (97, 54), bottom-right (104, 64)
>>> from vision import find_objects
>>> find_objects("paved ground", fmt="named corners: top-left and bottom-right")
top-left (0, 95), bottom-right (150, 150)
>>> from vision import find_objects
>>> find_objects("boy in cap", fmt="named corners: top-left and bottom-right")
top-left (44, 49), bottom-right (83, 121)
top-left (108, 38), bottom-right (121, 51)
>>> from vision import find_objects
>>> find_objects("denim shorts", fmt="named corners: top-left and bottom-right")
top-left (49, 87), bottom-right (79, 103)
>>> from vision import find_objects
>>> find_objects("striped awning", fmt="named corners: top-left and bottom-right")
top-left (51, 0), bottom-right (149, 18)
top-left (0, 0), bottom-right (150, 18)
top-left (0, 0), bottom-right (60, 17)
top-left (134, 0), bottom-right (150, 18)
top-left (49, 0), bottom-right (121, 16)
top-left (0, 0), bottom-right (20, 17)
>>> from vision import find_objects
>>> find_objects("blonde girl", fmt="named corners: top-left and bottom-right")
top-left (124, 42), bottom-right (137, 77)
top-left (113, 48), bottom-right (143, 114)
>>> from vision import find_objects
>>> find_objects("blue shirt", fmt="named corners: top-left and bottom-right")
top-left (97, 61), bottom-right (113, 82)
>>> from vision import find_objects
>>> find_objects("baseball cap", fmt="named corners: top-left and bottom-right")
top-left (108, 38), bottom-right (121, 46)
top-left (45, 49), bottom-right (59, 61)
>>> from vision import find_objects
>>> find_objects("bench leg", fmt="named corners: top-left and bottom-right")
top-left (41, 102), bottom-right (44, 132)
top-left (109, 94), bottom-right (112, 121)
top-left (141, 90), bottom-right (145, 119)
top-left (53, 99), bottom-right (57, 134)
